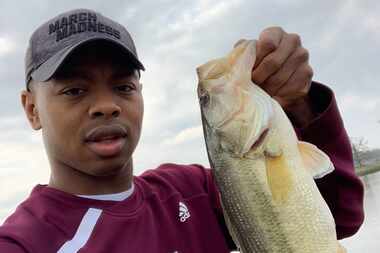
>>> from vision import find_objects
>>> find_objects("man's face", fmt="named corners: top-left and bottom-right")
top-left (29, 44), bottom-right (144, 178)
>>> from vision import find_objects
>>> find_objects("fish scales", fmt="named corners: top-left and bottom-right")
top-left (213, 153), bottom-right (293, 252)
top-left (197, 39), bottom-right (344, 252)
top-left (214, 158), bottom-right (265, 252)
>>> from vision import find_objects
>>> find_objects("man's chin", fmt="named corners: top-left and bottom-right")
top-left (88, 163), bottom-right (131, 177)
top-left (83, 154), bottom-right (132, 176)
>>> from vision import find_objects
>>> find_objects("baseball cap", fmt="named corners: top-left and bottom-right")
top-left (25, 8), bottom-right (145, 89)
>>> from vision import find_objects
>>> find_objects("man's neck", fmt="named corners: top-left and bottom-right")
top-left (48, 159), bottom-right (133, 195)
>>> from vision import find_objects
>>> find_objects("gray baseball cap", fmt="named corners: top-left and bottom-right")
top-left (25, 8), bottom-right (145, 88)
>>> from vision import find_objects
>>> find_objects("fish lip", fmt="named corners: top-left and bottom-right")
top-left (84, 124), bottom-right (127, 142)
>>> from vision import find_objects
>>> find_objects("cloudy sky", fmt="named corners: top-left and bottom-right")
top-left (0, 0), bottom-right (379, 250)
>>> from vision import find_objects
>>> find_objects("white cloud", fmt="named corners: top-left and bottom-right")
top-left (162, 0), bottom-right (242, 34)
top-left (0, 137), bottom-right (49, 224)
top-left (364, 15), bottom-right (380, 30)
top-left (338, 93), bottom-right (380, 113)
top-left (154, 0), bottom-right (242, 53)
top-left (315, 1), bottom-right (357, 50)
top-left (0, 138), bottom-right (49, 183)
top-left (162, 125), bottom-right (203, 146)
top-left (0, 116), bottom-right (49, 224)
top-left (0, 37), bottom-right (16, 56)
top-left (363, 14), bottom-right (380, 42)
top-left (192, 0), bottom-right (242, 27)
top-left (336, 93), bottom-right (380, 149)
top-left (338, 94), bottom-right (379, 112)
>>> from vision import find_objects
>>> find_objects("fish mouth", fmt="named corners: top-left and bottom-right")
top-left (250, 128), bottom-right (269, 151)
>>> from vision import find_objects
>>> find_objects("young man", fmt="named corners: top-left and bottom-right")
top-left (0, 8), bottom-right (364, 253)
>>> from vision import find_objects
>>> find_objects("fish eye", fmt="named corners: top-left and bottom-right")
top-left (199, 92), bottom-right (210, 107)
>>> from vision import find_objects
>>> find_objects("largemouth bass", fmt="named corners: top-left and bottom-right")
top-left (196, 39), bottom-right (345, 253)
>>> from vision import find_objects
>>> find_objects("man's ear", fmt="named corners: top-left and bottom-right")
top-left (21, 90), bottom-right (41, 130)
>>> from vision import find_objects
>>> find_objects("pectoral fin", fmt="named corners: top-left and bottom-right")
top-left (298, 141), bottom-right (334, 179)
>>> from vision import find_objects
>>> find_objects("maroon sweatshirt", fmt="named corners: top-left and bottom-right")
top-left (0, 82), bottom-right (364, 252)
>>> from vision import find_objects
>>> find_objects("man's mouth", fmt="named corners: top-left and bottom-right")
top-left (85, 125), bottom-right (127, 157)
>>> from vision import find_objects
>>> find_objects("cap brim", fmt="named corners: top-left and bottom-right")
top-left (31, 36), bottom-right (145, 82)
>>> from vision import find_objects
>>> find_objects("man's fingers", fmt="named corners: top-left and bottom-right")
top-left (252, 33), bottom-right (300, 85)
top-left (254, 27), bottom-right (284, 69)
top-left (261, 46), bottom-right (309, 96)
top-left (251, 27), bottom-right (314, 110)
top-left (275, 63), bottom-right (313, 100)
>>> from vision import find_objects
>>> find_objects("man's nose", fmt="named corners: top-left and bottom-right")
top-left (89, 92), bottom-right (121, 119)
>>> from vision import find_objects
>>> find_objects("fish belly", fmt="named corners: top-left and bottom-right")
top-left (212, 154), bottom-right (337, 253)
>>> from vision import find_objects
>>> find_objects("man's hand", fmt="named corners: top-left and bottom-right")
top-left (251, 27), bottom-right (316, 127)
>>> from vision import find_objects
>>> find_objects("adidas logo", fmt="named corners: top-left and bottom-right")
top-left (179, 202), bottom-right (190, 222)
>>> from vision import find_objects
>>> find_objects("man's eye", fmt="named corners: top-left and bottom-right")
top-left (116, 85), bottom-right (134, 93)
top-left (63, 88), bottom-right (85, 96)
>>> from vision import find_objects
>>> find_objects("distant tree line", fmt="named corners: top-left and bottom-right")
top-left (350, 137), bottom-right (380, 175)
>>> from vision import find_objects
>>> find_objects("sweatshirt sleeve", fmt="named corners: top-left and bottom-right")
top-left (293, 81), bottom-right (365, 239)
top-left (0, 240), bottom-right (27, 253)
